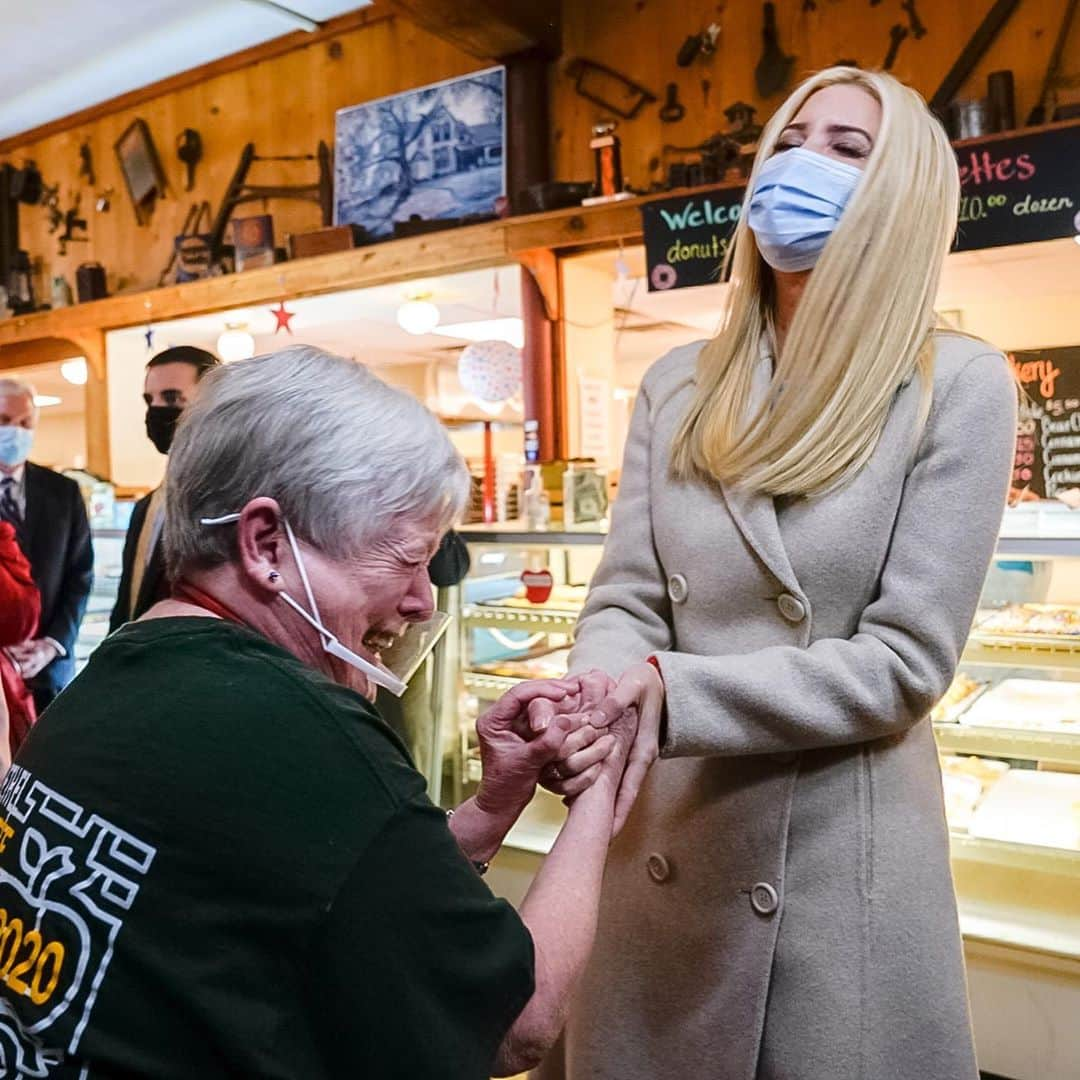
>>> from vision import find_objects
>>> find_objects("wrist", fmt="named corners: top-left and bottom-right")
top-left (474, 779), bottom-right (532, 823)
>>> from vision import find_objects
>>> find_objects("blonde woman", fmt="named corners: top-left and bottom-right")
top-left (538, 69), bottom-right (1016, 1080)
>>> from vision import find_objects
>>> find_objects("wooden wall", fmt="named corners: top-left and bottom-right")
top-left (552, 0), bottom-right (1080, 185)
top-left (4, 0), bottom-right (1079, 294)
top-left (2, 12), bottom-right (479, 297)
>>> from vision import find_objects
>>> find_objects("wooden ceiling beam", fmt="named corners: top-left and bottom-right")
top-left (380, 0), bottom-right (561, 60)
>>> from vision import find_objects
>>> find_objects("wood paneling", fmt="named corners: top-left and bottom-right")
top-left (3, 1), bottom-right (1079, 310)
top-left (381, 0), bottom-right (561, 59)
top-left (551, 0), bottom-right (1080, 186)
top-left (2, 14), bottom-right (482, 298)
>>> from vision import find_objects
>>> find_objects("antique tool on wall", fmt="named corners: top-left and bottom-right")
top-left (725, 101), bottom-right (762, 145)
top-left (884, 24), bottom-right (909, 71)
top-left (987, 69), bottom-right (1016, 130)
top-left (566, 58), bottom-right (658, 120)
top-left (95, 187), bottom-right (114, 213)
top-left (1027, 0), bottom-right (1079, 125)
top-left (177, 128), bottom-right (203, 191)
top-left (662, 132), bottom-right (741, 190)
top-left (677, 22), bottom-right (721, 66)
top-left (158, 200), bottom-right (212, 286)
top-left (78, 142), bottom-right (95, 186)
top-left (208, 141), bottom-right (333, 268)
top-left (929, 0), bottom-right (1020, 119)
top-left (41, 182), bottom-right (62, 233)
top-left (10, 162), bottom-right (42, 205)
top-left (755, 3), bottom-right (794, 97)
top-left (901, 0), bottom-right (927, 40)
top-left (660, 84), bottom-right (686, 123)
top-left (58, 194), bottom-right (88, 255)
top-left (114, 118), bottom-right (168, 225)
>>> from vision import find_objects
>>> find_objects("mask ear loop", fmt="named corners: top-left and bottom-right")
top-left (282, 519), bottom-right (326, 629)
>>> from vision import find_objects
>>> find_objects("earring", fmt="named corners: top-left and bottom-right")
top-left (268, 571), bottom-right (281, 583)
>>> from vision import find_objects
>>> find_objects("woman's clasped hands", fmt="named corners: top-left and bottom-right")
top-left (475, 661), bottom-right (666, 836)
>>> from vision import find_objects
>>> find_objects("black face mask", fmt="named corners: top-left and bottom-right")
top-left (145, 405), bottom-right (183, 455)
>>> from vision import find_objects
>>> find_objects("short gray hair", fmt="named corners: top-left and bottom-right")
top-left (164, 346), bottom-right (470, 577)
top-left (0, 377), bottom-right (37, 405)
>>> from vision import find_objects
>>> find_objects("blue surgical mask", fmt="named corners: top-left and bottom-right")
top-left (0, 425), bottom-right (33, 468)
top-left (747, 147), bottom-right (864, 272)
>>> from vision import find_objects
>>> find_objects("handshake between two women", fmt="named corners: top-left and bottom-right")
top-left (473, 662), bottom-right (667, 839)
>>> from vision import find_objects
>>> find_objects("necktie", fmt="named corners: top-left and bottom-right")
top-left (0, 476), bottom-right (21, 529)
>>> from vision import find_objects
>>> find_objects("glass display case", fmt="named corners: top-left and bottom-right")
top-left (449, 519), bottom-right (1080, 961)
top-left (444, 526), bottom-right (605, 850)
top-left (74, 528), bottom-right (125, 673)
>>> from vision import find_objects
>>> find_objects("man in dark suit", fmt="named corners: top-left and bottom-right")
top-left (0, 377), bottom-right (93, 713)
top-left (109, 346), bottom-right (220, 634)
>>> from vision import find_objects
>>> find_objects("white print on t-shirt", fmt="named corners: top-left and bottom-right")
top-left (0, 765), bottom-right (156, 1077)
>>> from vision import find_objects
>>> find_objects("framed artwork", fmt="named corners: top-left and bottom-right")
top-left (114, 118), bottom-right (167, 225)
top-left (334, 66), bottom-right (506, 239)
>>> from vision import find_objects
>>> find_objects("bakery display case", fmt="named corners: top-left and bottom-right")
top-left (450, 518), bottom-right (1080, 961)
top-left (74, 527), bottom-right (126, 673)
top-left (444, 526), bottom-right (604, 850)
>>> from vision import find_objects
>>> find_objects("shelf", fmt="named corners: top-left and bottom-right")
top-left (462, 603), bottom-right (581, 633)
top-left (963, 634), bottom-right (1080, 670)
top-left (459, 525), bottom-right (607, 547)
top-left (995, 537), bottom-right (1080, 558)
top-left (934, 722), bottom-right (1080, 766)
top-left (463, 671), bottom-right (526, 697)
top-left (949, 832), bottom-right (1080, 875)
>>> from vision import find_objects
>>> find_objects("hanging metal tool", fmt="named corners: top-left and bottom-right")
top-left (177, 128), bottom-right (204, 192)
top-left (1027, 0), bottom-right (1080, 125)
top-left (677, 22), bottom-right (722, 66)
top-left (79, 142), bottom-right (95, 187)
top-left (660, 84), bottom-right (687, 123)
top-left (901, 0), bottom-right (927, 39)
top-left (929, 0), bottom-right (1020, 119)
top-left (884, 24), bottom-right (909, 71)
top-left (58, 194), bottom-right (88, 256)
top-left (566, 58), bottom-right (658, 120)
top-left (755, 3), bottom-right (794, 97)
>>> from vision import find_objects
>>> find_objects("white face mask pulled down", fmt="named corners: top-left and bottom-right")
top-left (200, 514), bottom-right (450, 697)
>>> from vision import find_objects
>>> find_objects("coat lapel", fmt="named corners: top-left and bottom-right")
top-left (718, 349), bottom-right (802, 596)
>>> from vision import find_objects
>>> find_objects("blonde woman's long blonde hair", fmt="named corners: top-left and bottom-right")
top-left (670, 67), bottom-right (960, 496)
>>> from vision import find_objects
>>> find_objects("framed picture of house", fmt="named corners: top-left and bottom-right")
top-left (334, 66), bottom-right (506, 239)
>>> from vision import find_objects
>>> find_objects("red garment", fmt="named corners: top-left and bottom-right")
top-left (0, 521), bottom-right (41, 755)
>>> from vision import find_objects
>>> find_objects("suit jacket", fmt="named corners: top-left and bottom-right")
top-left (537, 333), bottom-right (1016, 1080)
top-left (21, 463), bottom-right (94, 701)
top-left (109, 491), bottom-right (170, 634)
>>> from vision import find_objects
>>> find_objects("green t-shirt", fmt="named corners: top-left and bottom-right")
top-left (0, 618), bottom-right (533, 1079)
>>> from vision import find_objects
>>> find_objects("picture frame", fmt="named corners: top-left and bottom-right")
top-left (334, 66), bottom-right (506, 240)
top-left (114, 118), bottom-right (168, 225)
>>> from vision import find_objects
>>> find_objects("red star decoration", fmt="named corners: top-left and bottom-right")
top-left (270, 301), bottom-right (295, 334)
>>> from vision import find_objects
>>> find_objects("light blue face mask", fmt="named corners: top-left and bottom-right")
top-left (747, 147), bottom-right (864, 272)
top-left (0, 426), bottom-right (34, 469)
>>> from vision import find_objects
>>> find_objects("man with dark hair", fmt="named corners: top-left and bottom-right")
top-left (109, 346), bottom-right (220, 632)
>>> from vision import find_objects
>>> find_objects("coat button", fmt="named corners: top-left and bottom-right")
top-left (646, 853), bottom-right (672, 884)
top-left (667, 574), bottom-right (689, 604)
top-left (750, 882), bottom-right (780, 916)
top-left (777, 593), bottom-right (806, 623)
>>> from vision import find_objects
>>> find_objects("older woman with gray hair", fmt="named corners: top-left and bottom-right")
top-left (0, 346), bottom-right (635, 1079)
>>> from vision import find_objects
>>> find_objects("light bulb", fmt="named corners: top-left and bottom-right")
top-left (60, 357), bottom-right (88, 385)
top-left (216, 326), bottom-right (256, 362)
top-left (397, 299), bottom-right (440, 335)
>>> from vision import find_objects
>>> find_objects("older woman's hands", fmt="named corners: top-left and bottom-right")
top-left (474, 676), bottom-right (614, 824)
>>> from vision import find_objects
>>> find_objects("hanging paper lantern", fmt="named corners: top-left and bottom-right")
top-left (458, 340), bottom-right (522, 403)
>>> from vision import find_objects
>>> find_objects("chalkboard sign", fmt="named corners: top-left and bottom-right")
top-left (640, 123), bottom-right (1080, 292)
top-left (640, 187), bottom-right (745, 292)
top-left (1011, 346), bottom-right (1080, 499)
top-left (954, 124), bottom-right (1080, 253)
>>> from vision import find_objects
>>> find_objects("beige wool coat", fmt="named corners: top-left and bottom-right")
top-left (536, 332), bottom-right (1016, 1080)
